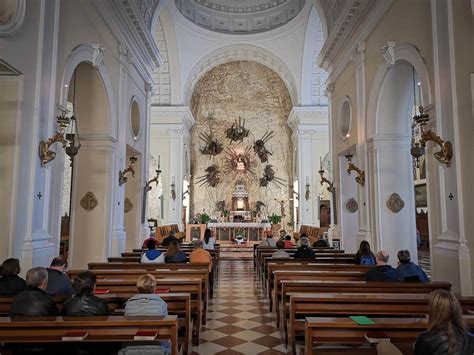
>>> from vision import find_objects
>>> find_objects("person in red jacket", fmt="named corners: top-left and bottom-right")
top-left (142, 232), bottom-right (159, 249)
top-left (283, 235), bottom-right (294, 248)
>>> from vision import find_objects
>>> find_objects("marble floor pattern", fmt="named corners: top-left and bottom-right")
top-left (191, 259), bottom-right (286, 354)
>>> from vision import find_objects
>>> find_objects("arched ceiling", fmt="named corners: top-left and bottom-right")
top-left (174, 0), bottom-right (305, 34)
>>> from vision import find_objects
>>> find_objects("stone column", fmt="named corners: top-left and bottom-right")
top-left (150, 107), bottom-right (194, 230)
top-left (288, 107), bottom-right (329, 230)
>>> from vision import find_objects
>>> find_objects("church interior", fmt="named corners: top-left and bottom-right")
top-left (0, 0), bottom-right (473, 353)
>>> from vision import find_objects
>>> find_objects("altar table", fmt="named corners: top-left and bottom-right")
top-left (207, 222), bottom-right (272, 242)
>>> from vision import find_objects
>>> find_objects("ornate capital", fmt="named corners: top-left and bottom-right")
top-left (324, 83), bottom-right (335, 97)
top-left (350, 41), bottom-right (366, 65)
top-left (92, 44), bottom-right (105, 68)
top-left (382, 42), bottom-right (396, 67)
top-left (118, 43), bottom-right (133, 64)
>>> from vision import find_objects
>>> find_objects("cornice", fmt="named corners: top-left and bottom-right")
top-left (151, 106), bottom-right (196, 131)
top-left (287, 106), bottom-right (329, 131)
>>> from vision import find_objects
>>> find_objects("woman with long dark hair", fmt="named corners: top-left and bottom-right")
top-left (203, 229), bottom-right (216, 250)
top-left (0, 258), bottom-right (26, 296)
top-left (354, 240), bottom-right (376, 265)
top-left (165, 241), bottom-right (187, 263)
top-left (414, 290), bottom-right (474, 354)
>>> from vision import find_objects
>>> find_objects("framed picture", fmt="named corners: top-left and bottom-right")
top-left (414, 184), bottom-right (427, 207)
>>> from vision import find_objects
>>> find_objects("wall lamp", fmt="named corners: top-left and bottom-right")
top-left (345, 153), bottom-right (365, 186)
top-left (119, 155), bottom-right (137, 185)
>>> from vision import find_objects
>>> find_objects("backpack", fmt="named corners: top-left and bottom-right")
top-left (360, 255), bottom-right (375, 266)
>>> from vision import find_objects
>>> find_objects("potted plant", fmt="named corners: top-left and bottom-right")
top-left (200, 212), bottom-right (211, 225)
top-left (268, 213), bottom-right (282, 233)
top-left (223, 210), bottom-right (230, 222)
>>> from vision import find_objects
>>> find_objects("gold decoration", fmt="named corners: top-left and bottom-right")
top-left (345, 153), bottom-right (365, 186)
top-left (80, 191), bottom-right (98, 211)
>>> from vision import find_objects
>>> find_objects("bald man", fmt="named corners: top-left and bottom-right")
top-left (365, 250), bottom-right (397, 282)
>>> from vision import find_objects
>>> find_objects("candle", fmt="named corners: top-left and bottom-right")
top-left (417, 82), bottom-right (422, 106)
top-left (306, 175), bottom-right (309, 185)
top-left (172, 175), bottom-right (175, 184)
top-left (158, 155), bottom-right (161, 169)
top-left (319, 156), bottom-right (322, 170)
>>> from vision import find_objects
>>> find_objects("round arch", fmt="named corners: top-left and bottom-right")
top-left (59, 44), bottom-right (117, 139)
top-left (367, 43), bottom-right (432, 139)
top-left (183, 44), bottom-right (299, 106)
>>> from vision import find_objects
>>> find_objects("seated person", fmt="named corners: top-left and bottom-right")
top-left (283, 235), bottom-right (294, 248)
top-left (203, 229), bottom-right (216, 250)
top-left (414, 290), bottom-right (474, 354)
top-left (365, 250), bottom-right (397, 282)
top-left (189, 240), bottom-right (213, 272)
top-left (0, 258), bottom-right (26, 296)
top-left (10, 267), bottom-right (59, 316)
top-left (142, 232), bottom-right (159, 249)
top-left (259, 232), bottom-right (277, 247)
top-left (123, 274), bottom-right (169, 354)
top-left (396, 249), bottom-right (429, 282)
top-left (141, 239), bottom-right (165, 264)
top-left (161, 230), bottom-right (179, 247)
top-left (294, 236), bottom-right (316, 259)
top-left (164, 241), bottom-right (187, 263)
top-left (46, 257), bottom-right (74, 297)
top-left (272, 240), bottom-right (291, 259)
top-left (313, 234), bottom-right (330, 248)
top-left (355, 240), bottom-right (376, 265)
top-left (63, 271), bottom-right (108, 316)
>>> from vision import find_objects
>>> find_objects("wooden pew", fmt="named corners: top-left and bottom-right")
top-left (271, 270), bottom-right (367, 324)
top-left (0, 293), bottom-right (192, 353)
top-left (280, 280), bottom-right (451, 351)
top-left (303, 315), bottom-right (474, 355)
top-left (0, 315), bottom-right (179, 355)
top-left (92, 278), bottom-right (202, 345)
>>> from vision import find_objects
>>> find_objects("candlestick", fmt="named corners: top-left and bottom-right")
top-left (158, 155), bottom-right (161, 169)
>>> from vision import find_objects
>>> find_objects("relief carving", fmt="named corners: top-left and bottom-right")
top-left (80, 191), bottom-right (98, 211)
top-left (387, 193), bottom-right (405, 213)
top-left (124, 198), bottom-right (133, 213)
top-left (346, 198), bottom-right (358, 213)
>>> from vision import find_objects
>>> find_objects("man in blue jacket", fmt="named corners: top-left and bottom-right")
top-left (396, 249), bottom-right (429, 282)
top-left (365, 250), bottom-right (397, 282)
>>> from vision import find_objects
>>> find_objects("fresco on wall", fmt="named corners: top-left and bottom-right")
top-left (190, 61), bottom-right (293, 227)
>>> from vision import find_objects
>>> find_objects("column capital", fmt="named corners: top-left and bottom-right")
top-left (350, 41), bottom-right (366, 65)
top-left (287, 106), bottom-right (328, 132)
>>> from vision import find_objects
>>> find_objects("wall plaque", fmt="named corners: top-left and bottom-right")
top-left (346, 198), bottom-right (358, 213)
top-left (124, 198), bottom-right (133, 213)
top-left (80, 191), bottom-right (98, 211)
top-left (387, 193), bottom-right (405, 213)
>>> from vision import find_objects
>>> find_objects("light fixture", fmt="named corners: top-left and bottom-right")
top-left (170, 175), bottom-right (176, 201)
top-left (119, 153), bottom-right (137, 186)
top-left (318, 157), bottom-right (335, 193)
top-left (39, 70), bottom-right (81, 166)
top-left (345, 153), bottom-right (365, 186)
top-left (410, 81), bottom-right (452, 167)
top-left (145, 169), bottom-right (161, 191)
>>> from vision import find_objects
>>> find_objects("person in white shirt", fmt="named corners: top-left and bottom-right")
top-left (140, 239), bottom-right (165, 263)
top-left (203, 229), bottom-right (216, 250)
top-left (259, 232), bottom-right (277, 247)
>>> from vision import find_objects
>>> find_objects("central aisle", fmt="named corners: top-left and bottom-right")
top-left (191, 260), bottom-right (286, 354)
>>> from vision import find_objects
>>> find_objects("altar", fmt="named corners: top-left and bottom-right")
top-left (208, 222), bottom-right (271, 242)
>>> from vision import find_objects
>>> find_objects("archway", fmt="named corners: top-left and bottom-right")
top-left (368, 60), bottom-right (429, 265)
top-left (57, 61), bottom-right (114, 268)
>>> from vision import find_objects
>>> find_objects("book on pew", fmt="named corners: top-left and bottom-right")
top-left (350, 315), bottom-right (375, 325)
top-left (94, 289), bottom-right (110, 294)
top-left (134, 331), bottom-right (158, 340)
top-left (155, 288), bottom-right (170, 294)
top-left (364, 332), bottom-right (390, 344)
top-left (62, 331), bottom-right (88, 341)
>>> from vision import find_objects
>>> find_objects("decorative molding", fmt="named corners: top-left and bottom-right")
top-left (92, 44), bottom-right (106, 68)
top-left (118, 43), bottom-right (134, 64)
top-left (382, 41), bottom-right (396, 66)
top-left (350, 41), bottom-right (366, 65)
top-left (287, 106), bottom-right (329, 132)
top-left (124, 197), bottom-right (133, 213)
top-left (151, 106), bottom-right (195, 132)
top-left (80, 191), bottom-right (99, 211)
top-left (346, 198), bottom-right (358, 213)
top-left (0, 0), bottom-right (26, 37)
top-left (386, 193), bottom-right (404, 213)
top-left (174, 0), bottom-right (304, 34)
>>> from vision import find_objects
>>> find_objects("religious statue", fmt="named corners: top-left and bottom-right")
top-left (196, 165), bottom-right (221, 187)
top-left (199, 132), bottom-right (223, 156)
top-left (253, 131), bottom-right (274, 163)
top-left (259, 165), bottom-right (285, 188)
top-left (274, 198), bottom-right (287, 218)
top-left (225, 117), bottom-right (249, 143)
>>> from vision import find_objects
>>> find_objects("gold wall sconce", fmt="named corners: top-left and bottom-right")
top-left (119, 155), bottom-right (137, 185)
top-left (318, 168), bottom-right (335, 193)
top-left (345, 153), bottom-right (365, 186)
top-left (411, 105), bottom-right (453, 167)
top-left (145, 169), bottom-right (161, 191)
top-left (304, 175), bottom-right (310, 201)
top-left (39, 108), bottom-right (81, 166)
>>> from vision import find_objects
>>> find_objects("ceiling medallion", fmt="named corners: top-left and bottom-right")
top-left (224, 146), bottom-right (256, 179)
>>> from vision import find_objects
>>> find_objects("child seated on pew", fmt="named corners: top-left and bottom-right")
top-left (121, 274), bottom-right (169, 355)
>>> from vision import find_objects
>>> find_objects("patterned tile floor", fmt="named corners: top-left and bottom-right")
top-left (191, 260), bottom-right (286, 354)
top-left (418, 248), bottom-right (432, 278)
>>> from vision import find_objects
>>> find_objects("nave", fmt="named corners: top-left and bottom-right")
top-left (193, 260), bottom-right (284, 354)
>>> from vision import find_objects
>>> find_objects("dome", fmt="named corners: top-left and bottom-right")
top-left (175, 0), bottom-right (305, 34)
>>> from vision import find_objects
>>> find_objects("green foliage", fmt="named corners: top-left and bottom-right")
top-left (268, 213), bottom-right (282, 224)
top-left (200, 213), bottom-right (211, 224)
top-left (223, 210), bottom-right (230, 217)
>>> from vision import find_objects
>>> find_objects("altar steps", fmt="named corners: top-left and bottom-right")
top-left (219, 244), bottom-right (256, 259)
